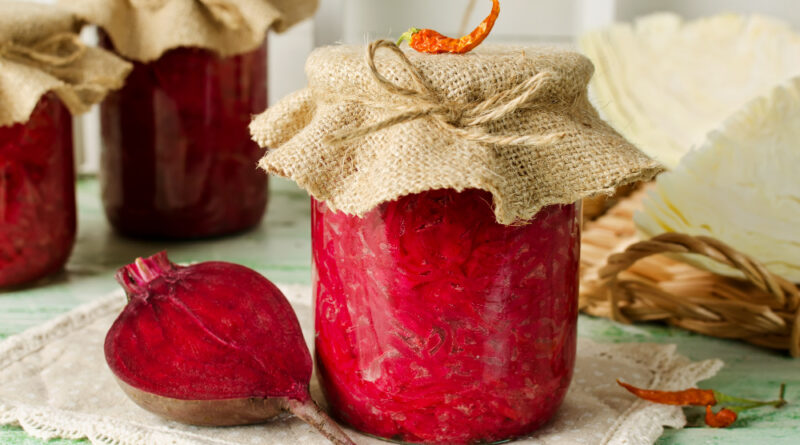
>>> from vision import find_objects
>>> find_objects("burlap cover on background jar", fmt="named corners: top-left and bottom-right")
top-left (251, 41), bottom-right (664, 224)
top-left (0, 2), bottom-right (131, 126)
top-left (58, 0), bottom-right (319, 62)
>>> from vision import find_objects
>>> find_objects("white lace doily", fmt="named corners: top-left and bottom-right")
top-left (0, 284), bottom-right (722, 445)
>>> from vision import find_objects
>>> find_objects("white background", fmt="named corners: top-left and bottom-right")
top-left (11, 0), bottom-right (800, 171)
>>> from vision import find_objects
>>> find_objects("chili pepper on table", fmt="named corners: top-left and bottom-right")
top-left (397, 0), bottom-right (500, 54)
top-left (617, 380), bottom-right (787, 428)
top-left (705, 406), bottom-right (738, 428)
top-left (617, 380), bottom-right (716, 406)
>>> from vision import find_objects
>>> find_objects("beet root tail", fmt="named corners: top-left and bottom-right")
top-left (285, 398), bottom-right (356, 445)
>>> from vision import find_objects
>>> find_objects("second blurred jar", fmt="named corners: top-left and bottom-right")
top-left (99, 35), bottom-right (267, 238)
top-left (63, 0), bottom-right (320, 239)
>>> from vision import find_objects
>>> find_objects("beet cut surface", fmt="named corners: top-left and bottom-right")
top-left (105, 252), bottom-right (354, 445)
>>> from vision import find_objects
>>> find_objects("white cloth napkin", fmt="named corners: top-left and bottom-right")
top-left (0, 284), bottom-right (721, 445)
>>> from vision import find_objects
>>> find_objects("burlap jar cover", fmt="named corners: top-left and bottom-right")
top-left (0, 2), bottom-right (132, 127)
top-left (251, 41), bottom-right (664, 224)
top-left (58, 0), bottom-right (319, 62)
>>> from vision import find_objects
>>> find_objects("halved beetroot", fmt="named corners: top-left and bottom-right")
top-left (105, 252), bottom-right (353, 444)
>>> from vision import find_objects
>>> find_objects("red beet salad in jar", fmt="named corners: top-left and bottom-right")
top-left (251, 43), bottom-right (663, 444)
top-left (312, 190), bottom-right (581, 443)
top-left (0, 2), bottom-right (130, 288)
top-left (60, 0), bottom-right (319, 239)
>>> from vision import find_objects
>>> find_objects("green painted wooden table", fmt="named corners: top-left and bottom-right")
top-left (1, 178), bottom-right (798, 444)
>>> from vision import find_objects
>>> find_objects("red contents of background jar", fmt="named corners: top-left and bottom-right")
top-left (0, 94), bottom-right (76, 287)
top-left (312, 189), bottom-right (581, 444)
top-left (99, 35), bottom-right (268, 239)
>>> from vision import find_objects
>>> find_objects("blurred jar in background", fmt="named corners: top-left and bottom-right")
top-left (62, 0), bottom-right (319, 239)
top-left (0, 2), bottom-right (131, 287)
top-left (0, 94), bottom-right (76, 288)
top-left (99, 34), bottom-right (269, 239)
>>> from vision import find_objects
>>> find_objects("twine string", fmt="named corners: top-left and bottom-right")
top-left (0, 33), bottom-right (87, 68)
top-left (326, 39), bottom-right (568, 147)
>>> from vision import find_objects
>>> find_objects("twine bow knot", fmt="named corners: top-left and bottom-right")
top-left (0, 33), bottom-right (86, 68)
top-left (327, 40), bottom-right (569, 146)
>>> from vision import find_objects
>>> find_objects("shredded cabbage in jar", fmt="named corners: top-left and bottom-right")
top-left (313, 188), bottom-right (581, 444)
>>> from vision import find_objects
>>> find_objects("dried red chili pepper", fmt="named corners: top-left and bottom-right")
top-left (397, 0), bottom-right (500, 54)
top-left (617, 380), bottom-right (716, 406)
top-left (618, 381), bottom-right (788, 428)
top-left (705, 406), bottom-right (738, 428)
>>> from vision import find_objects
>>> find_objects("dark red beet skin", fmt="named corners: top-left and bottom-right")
top-left (98, 34), bottom-right (268, 239)
top-left (0, 94), bottom-right (76, 288)
top-left (105, 252), bottom-right (354, 444)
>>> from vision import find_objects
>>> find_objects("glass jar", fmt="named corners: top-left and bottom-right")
top-left (312, 188), bottom-right (581, 444)
top-left (0, 94), bottom-right (76, 288)
top-left (99, 35), bottom-right (268, 239)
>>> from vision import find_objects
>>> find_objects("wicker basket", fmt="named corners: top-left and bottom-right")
top-left (580, 186), bottom-right (800, 357)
